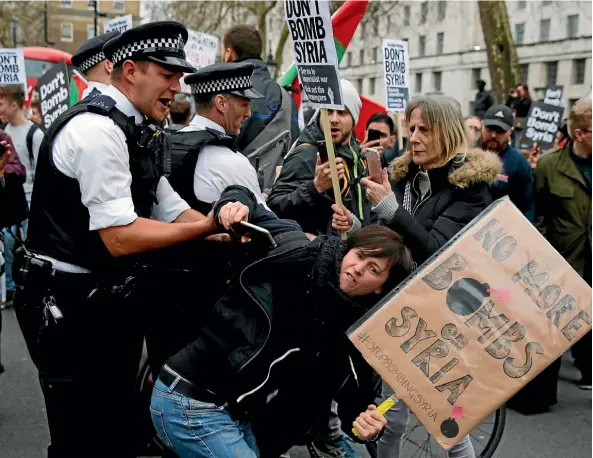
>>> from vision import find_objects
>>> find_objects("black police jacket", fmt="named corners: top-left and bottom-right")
top-left (26, 95), bottom-right (164, 271)
top-left (166, 185), bottom-right (381, 457)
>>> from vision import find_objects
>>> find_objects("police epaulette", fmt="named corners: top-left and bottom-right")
top-left (87, 95), bottom-right (117, 114)
top-left (205, 127), bottom-right (234, 141)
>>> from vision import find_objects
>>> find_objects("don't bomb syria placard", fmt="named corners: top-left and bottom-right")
top-left (349, 197), bottom-right (592, 450)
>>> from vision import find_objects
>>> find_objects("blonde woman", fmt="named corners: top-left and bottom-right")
top-left (334, 95), bottom-right (502, 457)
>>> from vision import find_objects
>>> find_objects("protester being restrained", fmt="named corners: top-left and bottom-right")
top-left (150, 184), bottom-right (413, 458)
top-left (268, 79), bottom-right (376, 236)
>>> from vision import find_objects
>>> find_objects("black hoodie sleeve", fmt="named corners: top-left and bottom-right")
top-left (267, 144), bottom-right (335, 234)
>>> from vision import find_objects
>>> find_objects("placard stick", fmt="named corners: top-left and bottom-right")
top-left (396, 111), bottom-right (404, 152)
top-left (320, 108), bottom-right (347, 241)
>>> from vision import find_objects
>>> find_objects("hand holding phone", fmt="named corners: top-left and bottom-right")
top-left (364, 148), bottom-right (382, 184)
top-left (231, 221), bottom-right (277, 249)
top-left (367, 128), bottom-right (382, 143)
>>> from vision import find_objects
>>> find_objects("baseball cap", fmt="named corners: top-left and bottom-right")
top-left (483, 104), bottom-right (514, 132)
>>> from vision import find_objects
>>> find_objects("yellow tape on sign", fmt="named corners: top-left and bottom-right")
top-left (352, 395), bottom-right (398, 437)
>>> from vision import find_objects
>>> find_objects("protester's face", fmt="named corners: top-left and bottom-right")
top-left (408, 107), bottom-right (442, 169)
top-left (517, 85), bottom-right (527, 98)
top-left (0, 97), bottom-right (18, 120)
top-left (133, 62), bottom-right (182, 122)
top-left (480, 124), bottom-right (511, 152)
top-left (464, 117), bottom-right (482, 144)
top-left (327, 109), bottom-right (354, 145)
top-left (30, 106), bottom-right (42, 126)
top-left (219, 94), bottom-right (251, 136)
top-left (340, 249), bottom-right (391, 297)
top-left (367, 121), bottom-right (395, 150)
top-left (573, 121), bottom-right (593, 152)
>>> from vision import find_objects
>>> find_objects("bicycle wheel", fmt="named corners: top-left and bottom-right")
top-left (400, 405), bottom-right (506, 458)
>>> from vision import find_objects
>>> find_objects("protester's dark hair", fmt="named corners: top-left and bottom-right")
top-left (366, 112), bottom-right (395, 134)
top-left (516, 83), bottom-right (531, 100)
top-left (558, 120), bottom-right (569, 140)
top-left (0, 85), bottom-right (25, 108)
top-left (347, 225), bottom-right (413, 292)
top-left (169, 100), bottom-right (191, 124)
top-left (30, 100), bottom-right (41, 111)
top-left (223, 25), bottom-right (263, 59)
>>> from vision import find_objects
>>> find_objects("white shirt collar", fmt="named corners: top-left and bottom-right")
top-left (189, 114), bottom-right (226, 134)
top-left (102, 85), bottom-right (144, 124)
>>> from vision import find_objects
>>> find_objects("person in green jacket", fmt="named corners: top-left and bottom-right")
top-left (534, 98), bottom-right (592, 390)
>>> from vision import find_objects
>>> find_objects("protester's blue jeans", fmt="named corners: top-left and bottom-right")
top-left (150, 370), bottom-right (260, 458)
top-left (2, 219), bottom-right (27, 292)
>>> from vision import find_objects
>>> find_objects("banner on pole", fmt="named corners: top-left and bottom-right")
top-left (285, 0), bottom-right (344, 110)
top-left (382, 39), bottom-right (410, 112)
top-left (39, 61), bottom-right (70, 129)
top-left (0, 48), bottom-right (27, 97)
top-left (104, 15), bottom-right (133, 34)
top-left (180, 29), bottom-right (219, 94)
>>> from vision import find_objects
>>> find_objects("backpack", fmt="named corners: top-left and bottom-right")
top-left (0, 122), bottom-right (41, 170)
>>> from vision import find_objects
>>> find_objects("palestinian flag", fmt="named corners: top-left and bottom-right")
top-left (279, 0), bottom-right (386, 140)
top-left (69, 70), bottom-right (88, 106)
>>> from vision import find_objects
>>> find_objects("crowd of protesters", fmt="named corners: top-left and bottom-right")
top-left (0, 19), bottom-right (590, 458)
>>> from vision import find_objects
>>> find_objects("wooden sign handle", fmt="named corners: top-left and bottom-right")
top-left (396, 111), bottom-right (404, 152)
top-left (320, 108), bottom-right (347, 241)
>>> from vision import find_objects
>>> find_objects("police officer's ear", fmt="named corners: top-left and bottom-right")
top-left (214, 94), bottom-right (229, 113)
top-left (104, 60), bottom-right (114, 75)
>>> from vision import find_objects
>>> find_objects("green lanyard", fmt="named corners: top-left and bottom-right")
top-left (349, 144), bottom-right (364, 220)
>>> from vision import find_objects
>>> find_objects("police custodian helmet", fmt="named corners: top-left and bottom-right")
top-left (184, 62), bottom-right (263, 100)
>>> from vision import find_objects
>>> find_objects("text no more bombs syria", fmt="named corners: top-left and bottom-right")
top-left (348, 198), bottom-right (592, 450)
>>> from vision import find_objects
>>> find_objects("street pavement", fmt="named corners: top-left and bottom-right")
top-left (1, 307), bottom-right (591, 458)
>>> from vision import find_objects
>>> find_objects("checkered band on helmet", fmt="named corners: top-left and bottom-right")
top-left (190, 75), bottom-right (252, 95)
top-left (79, 52), bottom-right (106, 72)
top-left (111, 35), bottom-right (184, 66)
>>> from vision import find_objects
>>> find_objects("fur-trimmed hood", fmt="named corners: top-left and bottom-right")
top-left (388, 147), bottom-right (502, 189)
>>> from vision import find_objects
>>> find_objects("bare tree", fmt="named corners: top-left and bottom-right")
top-left (0, 1), bottom-right (45, 47)
top-left (478, 1), bottom-right (521, 104)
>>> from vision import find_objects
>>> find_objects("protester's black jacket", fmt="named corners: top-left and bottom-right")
top-left (267, 116), bottom-right (374, 235)
top-left (166, 185), bottom-right (381, 457)
top-left (385, 148), bottom-right (502, 264)
top-left (474, 90), bottom-right (493, 119)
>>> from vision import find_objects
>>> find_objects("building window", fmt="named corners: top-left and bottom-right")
top-left (87, 24), bottom-right (96, 40)
top-left (419, 35), bottom-right (426, 57)
top-left (433, 71), bottom-right (442, 92)
top-left (573, 58), bottom-right (586, 84)
top-left (357, 79), bottom-right (363, 94)
top-left (436, 32), bottom-right (444, 55)
top-left (472, 68), bottom-right (481, 88)
top-left (370, 77), bottom-right (376, 95)
top-left (546, 61), bottom-right (558, 87)
top-left (114, 0), bottom-right (125, 12)
top-left (567, 15), bottom-right (579, 38)
top-left (359, 49), bottom-right (364, 66)
top-left (540, 19), bottom-right (550, 42)
top-left (542, 0), bottom-right (552, 5)
top-left (60, 22), bottom-right (73, 42)
top-left (515, 23), bottom-right (525, 45)
top-left (360, 22), bottom-right (366, 38)
top-left (372, 47), bottom-right (378, 63)
top-left (60, 0), bottom-right (73, 7)
top-left (347, 52), bottom-right (352, 67)
top-left (404, 6), bottom-right (411, 26)
top-left (518, 1), bottom-right (526, 9)
top-left (438, 1), bottom-right (447, 21)
top-left (420, 2), bottom-right (428, 24)
top-left (520, 63), bottom-right (529, 84)
top-left (416, 73), bottom-right (423, 93)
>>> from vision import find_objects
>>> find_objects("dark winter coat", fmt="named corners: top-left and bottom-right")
top-left (474, 90), bottom-right (493, 119)
top-left (513, 97), bottom-right (532, 119)
top-left (385, 148), bottom-right (502, 264)
top-left (166, 185), bottom-right (382, 457)
top-left (0, 129), bottom-right (28, 228)
top-left (267, 117), bottom-right (374, 235)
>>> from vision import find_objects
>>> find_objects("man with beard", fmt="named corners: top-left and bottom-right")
top-left (268, 79), bottom-right (374, 237)
top-left (479, 104), bottom-right (534, 221)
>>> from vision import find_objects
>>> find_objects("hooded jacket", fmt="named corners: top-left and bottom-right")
top-left (385, 148), bottom-right (502, 264)
top-left (165, 185), bottom-right (383, 457)
top-left (267, 116), bottom-right (374, 235)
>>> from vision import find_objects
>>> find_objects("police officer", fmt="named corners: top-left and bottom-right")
top-left (169, 62), bottom-right (268, 215)
top-left (13, 22), bottom-right (249, 458)
top-left (71, 30), bottom-right (120, 98)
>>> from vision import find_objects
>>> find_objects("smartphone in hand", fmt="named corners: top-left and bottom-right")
top-left (364, 148), bottom-right (382, 183)
top-left (231, 221), bottom-right (277, 249)
top-left (317, 140), bottom-right (329, 163)
top-left (367, 128), bottom-right (382, 143)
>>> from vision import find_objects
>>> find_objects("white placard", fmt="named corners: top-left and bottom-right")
top-left (285, 0), bottom-right (343, 110)
top-left (382, 39), bottom-right (410, 112)
top-left (104, 14), bottom-right (133, 34)
top-left (0, 48), bottom-right (27, 96)
top-left (180, 29), bottom-right (219, 94)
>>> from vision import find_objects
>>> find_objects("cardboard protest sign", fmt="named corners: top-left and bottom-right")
top-left (104, 14), bottom-right (133, 33)
top-left (180, 29), bottom-right (219, 94)
top-left (519, 101), bottom-right (564, 151)
top-left (0, 48), bottom-right (27, 96)
top-left (285, 0), bottom-right (344, 110)
top-left (543, 85), bottom-right (563, 106)
top-left (382, 39), bottom-right (410, 111)
top-left (38, 61), bottom-right (70, 130)
top-left (348, 197), bottom-right (591, 450)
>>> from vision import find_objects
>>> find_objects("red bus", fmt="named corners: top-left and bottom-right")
top-left (23, 47), bottom-right (73, 90)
